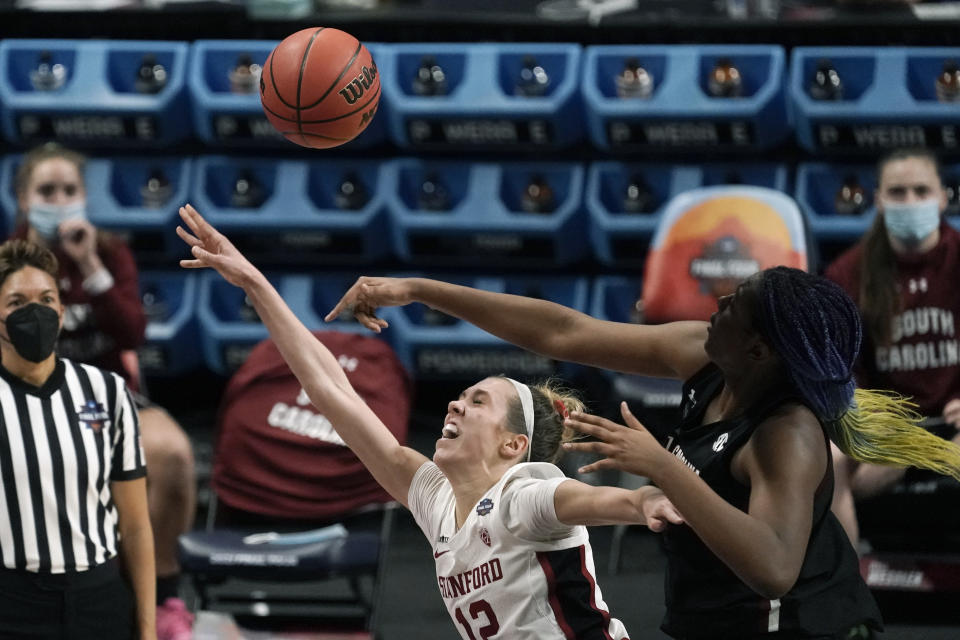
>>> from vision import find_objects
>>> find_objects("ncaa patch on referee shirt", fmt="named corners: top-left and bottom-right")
top-left (77, 400), bottom-right (110, 433)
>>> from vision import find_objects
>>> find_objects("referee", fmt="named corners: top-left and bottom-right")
top-left (0, 239), bottom-right (155, 640)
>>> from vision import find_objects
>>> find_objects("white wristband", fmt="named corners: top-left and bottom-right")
top-left (82, 268), bottom-right (115, 295)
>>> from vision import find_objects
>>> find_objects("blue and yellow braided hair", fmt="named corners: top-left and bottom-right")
top-left (755, 266), bottom-right (960, 480)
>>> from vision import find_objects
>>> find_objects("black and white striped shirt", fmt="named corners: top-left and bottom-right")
top-left (0, 358), bottom-right (145, 574)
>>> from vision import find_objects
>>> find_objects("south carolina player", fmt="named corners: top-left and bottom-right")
top-left (176, 203), bottom-right (683, 640)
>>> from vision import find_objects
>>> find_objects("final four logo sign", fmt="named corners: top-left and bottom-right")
top-left (476, 498), bottom-right (494, 516)
top-left (77, 400), bottom-right (110, 433)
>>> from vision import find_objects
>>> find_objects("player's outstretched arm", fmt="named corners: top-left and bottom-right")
top-left (176, 204), bottom-right (427, 506)
top-left (328, 276), bottom-right (711, 380)
top-left (553, 481), bottom-right (684, 531)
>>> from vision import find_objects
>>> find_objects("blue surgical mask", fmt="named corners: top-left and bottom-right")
top-left (27, 201), bottom-right (87, 242)
top-left (882, 198), bottom-right (942, 246)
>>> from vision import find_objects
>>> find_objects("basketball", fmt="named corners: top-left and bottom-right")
top-left (260, 27), bottom-right (380, 149)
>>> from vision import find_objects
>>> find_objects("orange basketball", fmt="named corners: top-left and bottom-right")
top-left (260, 27), bottom-right (380, 149)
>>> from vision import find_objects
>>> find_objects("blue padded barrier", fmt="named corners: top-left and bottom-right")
top-left (385, 158), bottom-right (586, 268)
top-left (0, 39), bottom-right (191, 147)
top-left (790, 47), bottom-right (960, 154)
top-left (586, 161), bottom-right (789, 267)
top-left (138, 271), bottom-right (201, 376)
top-left (197, 271), bottom-right (319, 374)
top-left (189, 155), bottom-right (391, 266)
top-left (188, 40), bottom-right (387, 149)
top-left (582, 45), bottom-right (788, 152)
top-left (387, 273), bottom-right (588, 380)
top-left (380, 43), bottom-right (583, 150)
top-left (794, 162), bottom-right (877, 242)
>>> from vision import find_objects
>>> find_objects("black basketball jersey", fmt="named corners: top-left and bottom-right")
top-left (659, 364), bottom-right (881, 639)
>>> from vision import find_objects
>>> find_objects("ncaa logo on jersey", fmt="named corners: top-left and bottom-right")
top-left (712, 432), bottom-right (729, 452)
top-left (479, 527), bottom-right (491, 547)
top-left (476, 498), bottom-right (494, 516)
top-left (77, 400), bottom-right (110, 433)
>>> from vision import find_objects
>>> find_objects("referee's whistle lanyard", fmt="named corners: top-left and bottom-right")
top-left (0, 303), bottom-right (60, 363)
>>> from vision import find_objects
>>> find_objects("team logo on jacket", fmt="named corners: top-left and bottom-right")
top-left (476, 498), bottom-right (494, 516)
top-left (712, 432), bottom-right (729, 452)
top-left (77, 400), bottom-right (110, 433)
top-left (479, 527), bottom-right (491, 547)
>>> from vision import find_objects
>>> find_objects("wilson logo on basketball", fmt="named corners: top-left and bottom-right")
top-left (338, 61), bottom-right (378, 105)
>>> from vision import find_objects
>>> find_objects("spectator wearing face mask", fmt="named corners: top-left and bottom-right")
top-left (824, 147), bottom-right (960, 550)
top-left (12, 143), bottom-right (196, 640)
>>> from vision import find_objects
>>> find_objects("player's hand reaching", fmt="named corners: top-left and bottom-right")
top-left (638, 486), bottom-right (684, 532)
top-left (563, 402), bottom-right (672, 477)
top-left (176, 204), bottom-right (258, 288)
top-left (325, 276), bottom-right (418, 333)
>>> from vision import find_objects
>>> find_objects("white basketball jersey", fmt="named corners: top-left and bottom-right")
top-left (409, 461), bottom-right (630, 640)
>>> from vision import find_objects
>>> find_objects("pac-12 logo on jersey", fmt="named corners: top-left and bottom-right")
top-left (712, 432), bottom-right (729, 452)
top-left (476, 498), bottom-right (494, 516)
top-left (77, 400), bottom-right (110, 433)
top-left (479, 527), bottom-right (491, 547)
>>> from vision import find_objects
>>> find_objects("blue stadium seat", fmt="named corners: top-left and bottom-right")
top-left (582, 45), bottom-right (789, 152)
top-left (0, 39), bottom-right (191, 147)
top-left (189, 155), bottom-right (392, 267)
top-left (789, 47), bottom-right (960, 155)
top-left (138, 271), bottom-right (201, 376)
top-left (87, 156), bottom-right (192, 262)
top-left (385, 158), bottom-right (587, 268)
top-left (380, 43), bottom-right (583, 150)
top-left (795, 162), bottom-right (876, 242)
top-left (0, 154), bottom-right (22, 236)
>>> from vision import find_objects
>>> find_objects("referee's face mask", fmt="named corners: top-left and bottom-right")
top-left (2, 303), bottom-right (60, 362)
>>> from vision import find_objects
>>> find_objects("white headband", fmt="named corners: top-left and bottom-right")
top-left (505, 377), bottom-right (535, 462)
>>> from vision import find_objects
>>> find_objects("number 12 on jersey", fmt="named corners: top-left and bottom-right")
top-left (454, 599), bottom-right (500, 639)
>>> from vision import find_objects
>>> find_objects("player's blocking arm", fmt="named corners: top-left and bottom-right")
top-left (553, 480), bottom-right (684, 532)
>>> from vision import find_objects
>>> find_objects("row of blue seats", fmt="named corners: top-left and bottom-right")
top-left (1, 40), bottom-right (958, 153)
top-left (141, 271), bottom-right (636, 379)
top-left (3, 155), bottom-right (958, 268)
